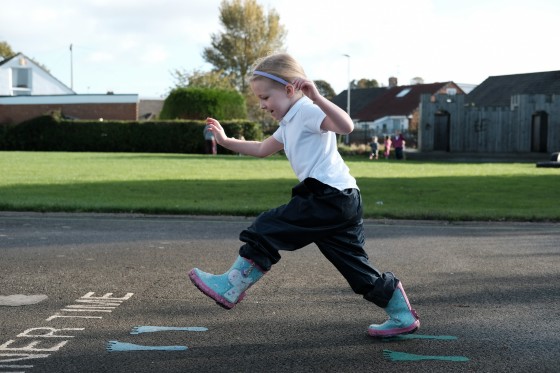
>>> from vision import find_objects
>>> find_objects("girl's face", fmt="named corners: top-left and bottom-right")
top-left (250, 79), bottom-right (295, 121)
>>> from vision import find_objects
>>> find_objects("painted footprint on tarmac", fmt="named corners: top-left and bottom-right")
top-left (130, 326), bottom-right (208, 334)
top-left (106, 341), bottom-right (188, 352)
top-left (383, 349), bottom-right (469, 362)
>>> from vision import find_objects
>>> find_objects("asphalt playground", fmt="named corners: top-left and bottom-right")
top-left (1, 212), bottom-right (559, 372)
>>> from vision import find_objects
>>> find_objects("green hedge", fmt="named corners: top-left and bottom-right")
top-left (0, 114), bottom-right (262, 154)
top-left (160, 87), bottom-right (247, 120)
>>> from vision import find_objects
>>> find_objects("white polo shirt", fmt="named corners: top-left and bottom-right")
top-left (272, 96), bottom-right (358, 191)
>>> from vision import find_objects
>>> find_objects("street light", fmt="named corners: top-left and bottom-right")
top-left (69, 43), bottom-right (74, 91)
top-left (343, 54), bottom-right (351, 116)
top-left (343, 54), bottom-right (351, 144)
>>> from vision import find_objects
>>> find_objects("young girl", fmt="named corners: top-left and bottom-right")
top-left (384, 135), bottom-right (392, 159)
top-left (188, 53), bottom-right (419, 337)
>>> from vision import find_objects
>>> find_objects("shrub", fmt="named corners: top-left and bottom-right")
top-left (337, 143), bottom-right (370, 156)
top-left (160, 87), bottom-right (247, 120)
top-left (1, 114), bottom-right (262, 154)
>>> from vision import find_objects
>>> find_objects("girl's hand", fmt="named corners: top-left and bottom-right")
top-left (206, 117), bottom-right (227, 144)
top-left (291, 78), bottom-right (320, 102)
top-left (292, 78), bottom-right (353, 135)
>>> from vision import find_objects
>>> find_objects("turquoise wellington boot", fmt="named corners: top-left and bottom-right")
top-left (367, 282), bottom-right (420, 337)
top-left (189, 256), bottom-right (265, 309)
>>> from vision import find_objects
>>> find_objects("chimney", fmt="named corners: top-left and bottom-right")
top-left (388, 77), bottom-right (398, 88)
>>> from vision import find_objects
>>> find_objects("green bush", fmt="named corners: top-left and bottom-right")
top-left (337, 143), bottom-right (370, 156)
top-left (0, 123), bottom-right (9, 149)
top-left (160, 87), bottom-right (247, 120)
top-left (1, 114), bottom-right (262, 154)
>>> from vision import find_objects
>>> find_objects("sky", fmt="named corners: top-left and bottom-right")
top-left (1, 0), bottom-right (559, 98)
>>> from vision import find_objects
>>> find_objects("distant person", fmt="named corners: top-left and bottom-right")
top-left (188, 52), bottom-right (419, 338)
top-left (203, 124), bottom-right (217, 155)
top-left (369, 136), bottom-right (379, 160)
top-left (393, 132), bottom-right (405, 160)
top-left (384, 135), bottom-right (392, 159)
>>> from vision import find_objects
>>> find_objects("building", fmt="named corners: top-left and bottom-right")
top-left (330, 87), bottom-right (386, 119)
top-left (418, 70), bottom-right (560, 154)
top-left (0, 53), bottom-right (138, 125)
top-left (331, 78), bottom-right (466, 145)
top-left (467, 70), bottom-right (560, 107)
top-left (356, 81), bottom-right (465, 137)
top-left (0, 53), bottom-right (74, 96)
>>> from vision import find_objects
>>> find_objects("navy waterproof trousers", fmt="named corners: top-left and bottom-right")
top-left (239, 177), bottom-right (398, 308)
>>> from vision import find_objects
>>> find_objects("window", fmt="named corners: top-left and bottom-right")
top-left (396, 88), bottom-right (411, 98)
top-left (12, 68), bottom-right (31, 88)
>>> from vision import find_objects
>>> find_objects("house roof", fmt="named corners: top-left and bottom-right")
top-left (331, 88), bottom-right (387, 118)
top-left (0, 56), bottom-right (11, 67)
top-left (356, 82), bottom-right (459, 122)
top-left (0, 52), bottom-right (52, 70)
top-left (467, 70), bottom-right (560, 106)
top-left (0, 52), bottom-right (75, 95)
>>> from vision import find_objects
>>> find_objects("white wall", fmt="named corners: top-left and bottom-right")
top-left (359, 116), bottom-right (409, 135)
top-left (0, 54), bottom-right (74, 96)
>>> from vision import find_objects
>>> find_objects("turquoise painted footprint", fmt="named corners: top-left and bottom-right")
top-left (383, 349), bottom-right (469, 362)
top-left (107, 341), bottom-right (187, 352)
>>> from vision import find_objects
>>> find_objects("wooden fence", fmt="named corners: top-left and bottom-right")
top-left (419, 94), bottom-right (560, 153)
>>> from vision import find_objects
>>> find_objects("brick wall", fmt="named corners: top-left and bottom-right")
top-left (0, 102), bottom-right (138, 125)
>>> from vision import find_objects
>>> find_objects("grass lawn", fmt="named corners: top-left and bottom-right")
top-left (0, 151), bottom-right (558, 221)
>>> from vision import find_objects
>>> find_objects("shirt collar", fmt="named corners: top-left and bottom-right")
top-left (280, 96), bottom-right (311, 125)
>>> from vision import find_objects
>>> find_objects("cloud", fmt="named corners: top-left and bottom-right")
top-left (140, 45), bottom-right (169, 64)
top-left (89, 51), bottom-right (115, 63)
top-left (2, 0), bottom-right (560, 97)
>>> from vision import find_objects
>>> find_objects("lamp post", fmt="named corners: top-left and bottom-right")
top-left (343, 54), bottom-right (351, 144)
top-left (69, 43), bottom-right (74, 91)
top-left (343, 54), bottom-right (351, 115)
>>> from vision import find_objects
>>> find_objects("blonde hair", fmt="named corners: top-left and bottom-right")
top-left (249, 52), bottom-right (306, 85)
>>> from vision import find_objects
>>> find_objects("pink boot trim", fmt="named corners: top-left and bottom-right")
top-left (367, 311), bottom-right (420, 337)
top-left (367, 282), bottom-right (420, 337)
top-left (188, 269), bottom-right (245, 310)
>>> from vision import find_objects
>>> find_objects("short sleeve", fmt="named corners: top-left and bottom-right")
top-left (272, 126), bottom-right (284, 143)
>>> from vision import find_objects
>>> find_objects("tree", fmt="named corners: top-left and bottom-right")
top-left (0, 41), bottom-right (50, 71)
top-left (314, 80), bottom-right (336, 100)
top-left (0, 41), bottom-right (15, 59)
top-left (170, 68), bottom-right (236, 90)
top-left (355, 78), bottom-right (379, 88)
top-left (203, 0), bottom-right (286, 94)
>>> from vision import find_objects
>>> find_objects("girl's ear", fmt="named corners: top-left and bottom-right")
top-left (285, 84), bottom-right (295, 97)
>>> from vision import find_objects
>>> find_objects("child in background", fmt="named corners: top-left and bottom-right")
top-left (369, 136), bottom-right (379, 160)
top-left (188, 52), bottom-right (419, 337)
top-left (384, 135), bottom-right (392, 159)
top-left (393, 132), bottom-right (405, 160)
